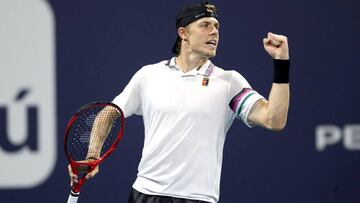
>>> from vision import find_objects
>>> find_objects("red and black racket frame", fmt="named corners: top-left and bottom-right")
top-left (64, 102), bottom-right (125, 193)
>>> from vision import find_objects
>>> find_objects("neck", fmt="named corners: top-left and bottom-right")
top-left (175, 52), bottom-right (208, 73)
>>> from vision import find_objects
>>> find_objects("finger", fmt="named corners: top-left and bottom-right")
top-left (85, 167), bottom-right (99, 179)
top-left (268, 32), bottom-right (282, 40)
top-left (263, 38), bottom-right (271, 44)
top-left (68, 164), bottom-right (76, 175)
top-left (68, 165), bottom-right (78, 186)
top-left (270, 39), bottom-right (282, 47)
top-left (85, 173), bottom-right (93, 179)
top-left (268, 32), bottom-right (288, 43)
top-left (85, 172), bottom-right (96, 179)
top-left (268, 33), bottom-right (281, 45)
top-left (70, 174), bottom-right (78, 182)
top-left (263, 38), bottom-right (281, 48)
top-left (268, 32), bottom-right (282, 43)
top-left (70, 175), bottom-right (78, 187)
top-left (70, 178), bottom-right (77, 187)
top-left (269, 32), bottom-right (287, 40)
top-left (68, 165), bottom-right (75, 179)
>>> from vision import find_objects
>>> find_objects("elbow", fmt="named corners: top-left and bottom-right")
top-left (268, 123), bottom-right (286, 131)
top-left (265, 118), bottom-right (287, 132)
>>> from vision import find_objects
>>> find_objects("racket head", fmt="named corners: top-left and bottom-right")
top-left (64, 102), bottom-right (124, 191)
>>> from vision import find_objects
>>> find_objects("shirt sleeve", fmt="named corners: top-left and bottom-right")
top-left (112, 69), bottom-right (143, 118)
top-left (228, 71), bottom-right (264, 127)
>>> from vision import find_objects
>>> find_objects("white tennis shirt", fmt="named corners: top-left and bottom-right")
top-left (112, 57), bottom-right (264, 203)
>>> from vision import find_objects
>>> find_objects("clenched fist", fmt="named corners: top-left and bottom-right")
top-left (263, 32), bottom-right (289, 60)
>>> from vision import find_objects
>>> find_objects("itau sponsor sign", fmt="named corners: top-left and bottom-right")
top-left (0, 0), bottom-right (56, 188)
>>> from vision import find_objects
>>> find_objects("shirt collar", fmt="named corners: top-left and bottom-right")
top-left (168, 57), bottom-right (214, 77)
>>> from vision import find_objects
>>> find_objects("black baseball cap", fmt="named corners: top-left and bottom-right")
top-left (172, 1), bottom-right (218, 54)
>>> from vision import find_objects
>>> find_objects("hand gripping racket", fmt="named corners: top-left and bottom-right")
top-left (64, 102), bottom-right (124, 203)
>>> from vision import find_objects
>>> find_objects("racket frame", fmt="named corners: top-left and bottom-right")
top-left (64, 102), bottom-right (124, 193)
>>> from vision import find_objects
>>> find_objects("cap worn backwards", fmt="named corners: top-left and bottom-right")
top-left (176, 1), bottom-right (218, 28)
top-left (172, 1), bottom-right (218, 54)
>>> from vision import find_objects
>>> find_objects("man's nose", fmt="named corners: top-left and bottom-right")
top-left (209, 26), bottom-right (219, 35)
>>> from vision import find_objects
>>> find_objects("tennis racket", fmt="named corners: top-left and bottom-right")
top-left (64, 102), bottom-right (125, 203)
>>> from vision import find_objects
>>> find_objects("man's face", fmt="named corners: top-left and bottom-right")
top-left (184, 17), bottom-right (219, 58)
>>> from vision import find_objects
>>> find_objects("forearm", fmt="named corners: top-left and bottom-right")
top-left (265, 82), bottom-right (290, 130)
top-left (87, 107), bottom-right (116, 158)
top-left (266, 59), bottom-right (290, 129)
top-left (86, 121), bottom-right (109, 158)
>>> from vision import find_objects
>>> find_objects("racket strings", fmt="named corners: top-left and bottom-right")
top-left (67, 105), bottom-right (122, 162)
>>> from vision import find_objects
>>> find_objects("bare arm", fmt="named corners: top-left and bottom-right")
top-left (69, 106), bottom-right (119, 184)
top-left (86, 106), bottom-right (119, 159)
top-left (248, 32), bottom-right (290, 131)
top-left (248, 83), bottom-right (289, 131)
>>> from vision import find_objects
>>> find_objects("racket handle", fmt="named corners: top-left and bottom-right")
top-left (67, 191), bottom-right (80, 203)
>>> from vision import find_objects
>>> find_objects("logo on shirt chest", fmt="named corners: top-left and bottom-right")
top-left (202, 76), bottom-right (210, 86)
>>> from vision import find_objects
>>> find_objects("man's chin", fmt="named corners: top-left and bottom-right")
top-left (194, 49), bottom-right (217, 58)
top-left (206, 51), bottom-right (216, 58)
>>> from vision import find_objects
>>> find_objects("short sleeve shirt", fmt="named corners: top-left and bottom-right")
top-left (112, 58), bottom-right (264, 203)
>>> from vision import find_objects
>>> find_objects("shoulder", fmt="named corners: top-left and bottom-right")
top-left (138, 60), bottom-right (169, 72)
top-left (135, 59), bottom-right (170, 76)
top-left (212, 65), bottom-right (247, 82)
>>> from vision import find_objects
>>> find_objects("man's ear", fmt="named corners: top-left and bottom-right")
top-left (178, 27), bottom-right (188, 41)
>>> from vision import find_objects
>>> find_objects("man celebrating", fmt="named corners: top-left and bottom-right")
top-left (69, 2), bottom-right (290, 203)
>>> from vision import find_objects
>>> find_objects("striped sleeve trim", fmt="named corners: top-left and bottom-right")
top-left (229, 88), bottom-right (263, 123)
top-left (229, 88), bottom-right (253, 113)
top-left (236, 92), bottom-right (256, 118)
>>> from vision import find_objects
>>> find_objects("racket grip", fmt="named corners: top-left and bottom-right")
top-left (67, 191), bottom-right (80, 203)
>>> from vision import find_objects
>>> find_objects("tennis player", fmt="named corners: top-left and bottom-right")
top-left (69, 2), bottom-right (290, 203)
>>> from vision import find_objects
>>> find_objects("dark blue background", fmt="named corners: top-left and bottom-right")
top-left (1, 0), bottom-right (360, 202)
